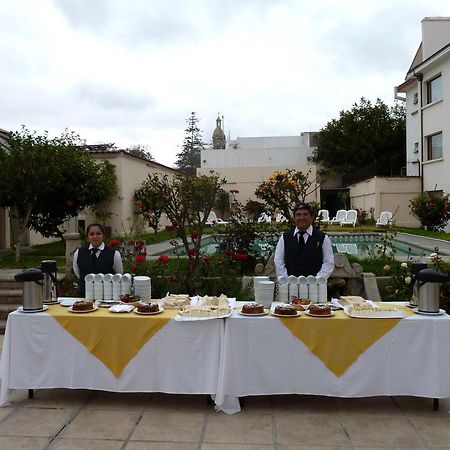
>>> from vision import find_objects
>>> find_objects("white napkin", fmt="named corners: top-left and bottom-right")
top-left (108, 304), bottom-right (134, 313)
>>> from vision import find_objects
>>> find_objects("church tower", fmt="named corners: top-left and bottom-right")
top-left (212, 114), bottom-right (226, 149)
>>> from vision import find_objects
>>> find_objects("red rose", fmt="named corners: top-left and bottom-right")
top-left (158, 255), bottom-right (170, 264)
top-left (135, 254), bottom-right (146, 263)
top-left (224, 249), bottom-right (233, 256)
top-left (171, 220), bottom-right (179, 227)
top-left (202, 255), bottom-right (209, 263)
top-left (108, 239), bottom-right (121, 248)
top-left (131, 265), bottom-right (138, 272)
top-left (190, 231), bottom-right (200, 239)
top-left (188, 247), bottom-right (199, 256)
top-left (233, 253), bottom-right (248, 262)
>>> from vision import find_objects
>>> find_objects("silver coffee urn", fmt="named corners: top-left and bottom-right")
top-left (410, 262), bottom-right (428, 306)
top-left (40, 260), bottom-right (58, 304)
top-left (415, 268), bottom-right (449, 313)
top-left (14, 268), bottom-right (44, 312)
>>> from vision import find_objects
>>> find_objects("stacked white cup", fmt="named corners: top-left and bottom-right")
top-left (307, 275), bottom-right (318, 303)
top-left (93, 273), bottom-right (104, 302)
top-left (84, 273), bottom-right (95, 300)
top-left (298, 276), bottom-right (308, 299)
top-left (121, 273), bottom-right (132, 295)
top-left (134, 276), bottom-right (152, 301)
top-left (253, 276), bottom-right (269, 302)
top-left (317, 276), bottom-right (328, 302)
top-left (287, 275), bottom-right (299, 300)
top-left (277, 276), bottom-right (289, 303)
top-left (112, 273), bottom-right (122, 301)
top-left (103, 273), bottom-right (113, 302)
top-left (257, 280), bottom-right (275, 308)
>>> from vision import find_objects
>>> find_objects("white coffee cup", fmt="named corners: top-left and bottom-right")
top-left (84, 273), bottom-right (95, 283)
top-left (93, 273), bottom-right (104, 283)
top-left (103, 273), bottom-right (113, 283)
top-left (112, 273), bottom-right (122, 283)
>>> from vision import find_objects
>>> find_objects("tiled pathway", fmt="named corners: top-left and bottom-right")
top-left (1, 335), bottom-right (450, 450)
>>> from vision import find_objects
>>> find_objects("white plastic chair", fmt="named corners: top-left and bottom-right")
top-left (340, 209), bottom-right (358, 227)
top-left (330, 209), bottom-right (347, 225)
top-left (275, 212), bottom-right (288, 223)
top-left (376, 211), bottom-right (393, 227)
top-left (257, 213), bottom-right (272, 223)
top-left (204, 211), bottom-right (229, 226)
top-left (315, 209), bottom-right (330, 224)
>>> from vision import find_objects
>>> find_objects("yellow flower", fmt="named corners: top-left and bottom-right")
top-left (383, 265), bottom-right (391, 272)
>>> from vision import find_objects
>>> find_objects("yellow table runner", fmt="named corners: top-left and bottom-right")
top-left (277, 305), bottom-right (414, 377)
top-left (47, 304), bottom-right (175, 377)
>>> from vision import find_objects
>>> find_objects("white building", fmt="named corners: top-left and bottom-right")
top-left (198, 132), bottom-right (320, 207)
top-left (396, 17), bottom-right (450, 198)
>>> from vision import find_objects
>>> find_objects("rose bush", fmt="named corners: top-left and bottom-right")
top-left (410, 192), bottom-right (450, 231)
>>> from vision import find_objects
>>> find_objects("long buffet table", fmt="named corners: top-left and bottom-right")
top-left (2, 301), bottom-right (450, 413)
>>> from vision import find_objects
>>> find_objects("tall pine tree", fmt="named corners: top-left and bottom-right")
top-left (175, 112), bottom-right (205, 176)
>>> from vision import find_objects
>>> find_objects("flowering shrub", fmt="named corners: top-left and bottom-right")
top-left (108, 239), bottom-right (121, 248)
top-left (384, 261), bottom-right (414, 300)
top-left (255, 169), bottom-right (319, 222)
top-left (410, 192), bottom-right (450, 231)
top-left (158, 255), bottom-right (170, 264)
top-left (134, 254), bottom-right (146, 263)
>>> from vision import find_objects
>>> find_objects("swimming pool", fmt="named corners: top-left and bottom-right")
top-left (162, 233), bottom-right (429, 259)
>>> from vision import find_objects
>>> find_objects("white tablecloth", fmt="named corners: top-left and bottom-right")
top-left (215, 305), bottom-right (450, 414)
top-left (0, 310), bottom-right (224, 406)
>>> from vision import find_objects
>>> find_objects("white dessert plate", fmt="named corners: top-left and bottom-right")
top-left (239, 311), bottom-right (268, 316)
top-left (133, 308), bottom-right (164, 315)
top-left (306, 310), bottom-right (335, 318)
top-left (43, 299), bottom-right (60, 305)
top-left (412, 308), bottom-right (446, 316)
top-left (17, 305), bottom-right (49, 313)
top-left (271, 311), bottom-right (301, 318)
top-left (59, 298), bottom-right (82, 307)
top-left (108, 305), bottom-right (134, 313)
top-left (174, 311), bottom-right (232, 321)
top-left (68, 305), bottom-right (99, 313)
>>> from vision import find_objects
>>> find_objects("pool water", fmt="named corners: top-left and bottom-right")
top-left (163, 233), bottom-right (428, 259)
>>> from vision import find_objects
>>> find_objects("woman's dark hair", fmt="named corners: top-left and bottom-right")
top-left (86, 223), bottom-right (106, 235)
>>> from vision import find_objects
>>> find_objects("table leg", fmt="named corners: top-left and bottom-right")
top-left (433, 398), bottom-right (439, 411)
top-left (28, 389), bottom-right (34, 399)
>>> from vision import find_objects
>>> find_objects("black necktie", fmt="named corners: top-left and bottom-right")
top-left (298, 231), bottom-right (305, 251)
top-left (91, 248), bottom-right (99, 270)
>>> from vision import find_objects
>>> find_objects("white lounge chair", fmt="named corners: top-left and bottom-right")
top-left (257, 213), bottom-right (272, 223)
top-left (330, 209), bottom-right (347, 225)
top-left (203, 211), bottom-right (229, 226)
top-left (376, 211), bottom-right (393, 227)
top-left (315, 209), bottom-right (330, 224)
top-left (346, 243), bottom-right (358, 255)
top-left (340, 209), bottom-right (358, 227)
top-left (275, 212), bottom-right (288, 223)
top-left (335, 243), bottom-right (348, 253)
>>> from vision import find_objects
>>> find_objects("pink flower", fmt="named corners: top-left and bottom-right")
top-left (158, 255), bottom-right (170, 264)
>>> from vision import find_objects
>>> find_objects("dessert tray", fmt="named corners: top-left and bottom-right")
top-left (344, 304), bottom-right (407, 319)
top-left (17, 305), bottom-right (49, 313)
top-left (108, 304), bottom-right (135, 313)
top-left (239, 311), bottom-right (268, 316)
top-left (271, 311), bottom-right (301, 318)
top-left (68, 305), bottom-right (99, 313)
top-left (306, 310), bottom-right (335, 318)
top-left (175, 294), bottom-right (233, 321)
top-left (133, 307), bottom-right (164, 315)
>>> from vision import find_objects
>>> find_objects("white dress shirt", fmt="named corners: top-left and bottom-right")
top-left (72, 242), bottom-right (124, 278)
top-left (274, 225), bottom-right (334, 279)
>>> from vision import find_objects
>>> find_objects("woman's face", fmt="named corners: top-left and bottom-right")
top-left (87, 226), bottom-right (104, 248)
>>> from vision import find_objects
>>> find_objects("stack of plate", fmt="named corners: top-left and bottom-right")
top-left (134, 276), bottom-right (151, 301)
top-left (112, 274), bottom-right (122, 301)
top-left (103, 274), bottom-right (113, 301)
top-left (121, 273), bottom-right (132, 295)
top-left (256, 280), bottom-right (275, 308)
top-left (253, 276), bottom-right (269, 300)
top-left (94, 273), bottom-right (104, 301)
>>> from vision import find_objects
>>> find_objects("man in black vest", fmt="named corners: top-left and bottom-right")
top-left (274, 204), bottom-right (334, 278)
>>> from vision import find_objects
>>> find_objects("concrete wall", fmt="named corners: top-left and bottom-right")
top-left (349, 176), bottom-right (421, 227)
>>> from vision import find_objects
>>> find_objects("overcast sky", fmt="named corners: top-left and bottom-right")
top-left (1, 0), bottom-right (449, 167)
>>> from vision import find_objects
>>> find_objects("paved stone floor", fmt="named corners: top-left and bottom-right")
top-left (0, 333), bottom-right (449, 450)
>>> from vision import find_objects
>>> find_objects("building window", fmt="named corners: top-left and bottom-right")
top-left (413, 93), bottom-right (418, 104)
top-left (426, 132), bottom-right (443, 160)
top-left (426, 75), bottom-right (442, 104)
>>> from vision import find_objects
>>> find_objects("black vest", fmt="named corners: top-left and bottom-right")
top-left (77, 246), bottom-right (115, 297)
top-left (283, 227), bottom-right (326, 277)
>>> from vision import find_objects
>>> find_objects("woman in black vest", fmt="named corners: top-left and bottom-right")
top-left (72, 223), bottom-right (124, 297)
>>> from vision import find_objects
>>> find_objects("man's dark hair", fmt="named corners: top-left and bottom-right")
top-left (293, 203), bottom-right (313, 216)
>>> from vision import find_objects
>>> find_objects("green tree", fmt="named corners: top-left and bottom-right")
top-left (134, 182), bottom-right (165, 234)
top-left (255, 169), bottom-right (320, 222)
top-left (311, 98), bottom-right (406, 179)
top-left (410, 192), bottom-right (450, 231)
top-left (175, 112), bottom-right (205, 176)
top-left (136, 171), bottom-right (226, 266)
top-left (126, 144), bottom-right (154, 161)
top-left (0, 127), bottom-right (118, 260)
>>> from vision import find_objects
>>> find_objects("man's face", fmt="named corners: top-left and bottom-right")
top-left (294, 209), bottom-right (313, 231)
